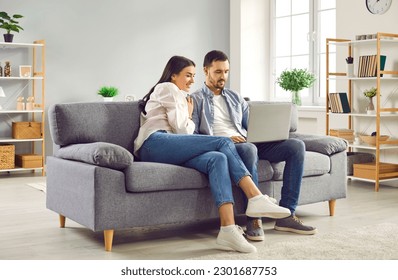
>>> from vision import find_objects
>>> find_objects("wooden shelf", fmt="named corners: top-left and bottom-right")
top-left (0, 40), bottom-right (46, 177)
top-left (348, 175), bottom-right (398, 183)
top-left (0, 167), bottom-right (44, 173)
top-left (0, 42), bottom-right (44, 48)
top-left (327, 112), bottom-right (398, 117)
top-left (0, 110), bottom-right (43, 114)
top-left (0, 77), bottom-right (44, 80)
top-left (326, 32), bottom-right (398, 192)
top-left (0, 137), bottom-right (44, 143)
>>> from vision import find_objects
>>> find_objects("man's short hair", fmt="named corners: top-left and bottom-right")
top-left (203, 50), bottom-right (229, 68)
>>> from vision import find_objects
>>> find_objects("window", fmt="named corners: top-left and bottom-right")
top-left (271, 0), bottom-right (336, 106)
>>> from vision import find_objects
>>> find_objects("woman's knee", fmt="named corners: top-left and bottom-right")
top-left (207, 151), bottom-right (228, 169)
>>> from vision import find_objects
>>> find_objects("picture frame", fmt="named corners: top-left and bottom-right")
top-left (19, 65), bottom-right (32, 78)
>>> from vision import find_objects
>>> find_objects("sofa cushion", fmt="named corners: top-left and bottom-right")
top-left (125, 162), bottom-right (209, 192)
top-left (271, 151), bottom-right (330, 181)
top-left (290, 133), bottom-right (347, 155)
top-left (55, 142), bottom-right (134, 170)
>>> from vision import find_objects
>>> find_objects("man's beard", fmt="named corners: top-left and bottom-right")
top-left (210, 76), bottom-right (225, 90)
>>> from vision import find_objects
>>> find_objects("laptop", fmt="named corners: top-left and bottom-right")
top-left (246, 103), bottom-right (292, 143)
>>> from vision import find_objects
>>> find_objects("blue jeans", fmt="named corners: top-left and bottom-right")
top-left (139, 131), bottom-right (251, 208)
top-left (254, 138), bottom-right (305, 213)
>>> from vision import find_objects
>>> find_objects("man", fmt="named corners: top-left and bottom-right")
top-left (191, 50), bottom-right (317, 241)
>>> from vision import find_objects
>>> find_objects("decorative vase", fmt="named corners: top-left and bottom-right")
top-left (291, 91), bottom-right (302, 106)
top-left (366, 97), bottom-right (375, 114)
top-left (3, 34), bottom-right (14, 43)
top-left (4, 61), bottom-right (11, 77)
top-left (103, 97), bottom-right (114, 102)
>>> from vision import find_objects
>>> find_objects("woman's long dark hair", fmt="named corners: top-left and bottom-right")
top-left (139, 55), bottom-right (196, 114)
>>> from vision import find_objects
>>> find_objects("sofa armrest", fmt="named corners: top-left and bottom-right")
top-left (55, 142), bottom-right (134, 170)
top-left (290, 132), bottom-right (348, 156)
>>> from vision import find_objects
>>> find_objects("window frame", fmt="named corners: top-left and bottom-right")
top-left (270, 0), bottom-right (336, 106)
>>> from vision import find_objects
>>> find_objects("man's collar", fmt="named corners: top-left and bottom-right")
top-left (202, 83), bottom-right (225, 97)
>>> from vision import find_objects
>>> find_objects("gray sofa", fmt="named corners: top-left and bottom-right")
top-left (46, 101), bottom-right (347, 251)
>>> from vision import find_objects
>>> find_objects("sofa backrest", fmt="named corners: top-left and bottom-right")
top-left (48, 101), bottom-right (142, 153)
top-left (48, 101), bottom-right (298, 153)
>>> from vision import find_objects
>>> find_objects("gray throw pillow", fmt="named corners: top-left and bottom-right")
top-left (55, 142), bottom-right (134, 170)
top-left (290, 133), bottom-right (348, 155)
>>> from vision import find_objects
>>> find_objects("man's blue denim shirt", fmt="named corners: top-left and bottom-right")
top-left (191, 84), bottom-right (249, 137)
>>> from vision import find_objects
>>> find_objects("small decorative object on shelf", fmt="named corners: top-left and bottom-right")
top-left (26, 96), bottom-right (34, 110)
top-left (19, 65), bottom-right (32, 77)
top-left (4, 61), bottom-right (11, 77)
top-left (97, 86), bottom-right (119, 101)
top-left (346, 56), bottom-right (354, 77)
top-left (363, 87), bottom-right (377, 114)
top-left (16, 96), bottom-right (25, 110)
top-left (276, 68), bottom-right (316, 106)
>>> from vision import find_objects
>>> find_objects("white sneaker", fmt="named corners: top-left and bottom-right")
top-left (216, 225), bottom-right (257, 253)
top-left (266, 195), bottom-right (277, 204)
top-left (246, 195), bottom-right (291, 219)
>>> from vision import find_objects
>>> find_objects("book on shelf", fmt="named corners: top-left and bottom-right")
top-left (357, 55), bottom-right (386, 77)
top-left (328, 92), bottom-right (351, 113)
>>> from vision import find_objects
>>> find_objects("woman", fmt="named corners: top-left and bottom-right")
top-left (134, 56), bottom-right (290, 253)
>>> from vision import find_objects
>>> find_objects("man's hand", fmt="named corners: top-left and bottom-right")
top-left (230, 135), bottom-right (246, 143)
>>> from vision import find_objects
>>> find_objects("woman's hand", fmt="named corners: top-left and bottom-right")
top-left (187, 96), bottom-right (194, 119)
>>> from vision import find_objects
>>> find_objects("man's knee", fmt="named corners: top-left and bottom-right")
top-left (236, 142), bottom-right (258, 156)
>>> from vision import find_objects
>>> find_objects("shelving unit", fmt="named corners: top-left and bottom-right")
top-left (0, 40), bottom-right (45, 176)
top-left (326, 32), bottom-right (398, 191)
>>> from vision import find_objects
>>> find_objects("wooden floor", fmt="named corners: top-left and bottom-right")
top-left (1, 174), bottom-right (398, 260)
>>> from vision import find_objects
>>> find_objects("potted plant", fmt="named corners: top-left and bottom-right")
top-left (363, 87), bottom-right (377, 114)
top-left (97, 86), bottom-right (119, 101)
top-left (276, 68), bottom-right (316, 105)
top-left (0, 12), bottom-right (24, 43)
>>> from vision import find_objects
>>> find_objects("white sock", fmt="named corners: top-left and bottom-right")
top-left (220, 225), bottom-right (235, 232)
top-left (249, 194), bottom-right (263, 202)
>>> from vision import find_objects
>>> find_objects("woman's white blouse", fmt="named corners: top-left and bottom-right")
top-left (134, 82), bottom-right (195, 155)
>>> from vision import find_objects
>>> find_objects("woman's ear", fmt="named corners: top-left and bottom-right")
top-left (171, 74), bottom-right (177, 82)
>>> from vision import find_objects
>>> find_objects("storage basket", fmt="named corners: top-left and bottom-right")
top-left (0, 144), bottom-right (15, 169)
top-left (15, 154), bottom-right (43, 168)
top-left (12, 122), bottom-right (42, 139)
top-left (346, 152), bottom-right (375, 175)
top-left (353, 162), bottom-right (398, 180)
top-left (359, 134), bottom-right (389, 146)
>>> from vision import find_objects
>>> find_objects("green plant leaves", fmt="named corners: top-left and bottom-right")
top-left (97, 86), bottom-right (119, 97)
top-left (276, 68), bottom-right (316, 92)
top-left (0, 11), bottom-right (23, 34)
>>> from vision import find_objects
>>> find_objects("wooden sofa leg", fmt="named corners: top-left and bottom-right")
top-left (104, 230), bottom-right (114, 252)
top-left (328, 200), bottom-right (336, 216)
top-left (59, 214), bottom-right (66, 228)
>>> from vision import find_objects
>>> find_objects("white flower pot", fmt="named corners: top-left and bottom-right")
top-left (103, 97), bottom-right (114, 102)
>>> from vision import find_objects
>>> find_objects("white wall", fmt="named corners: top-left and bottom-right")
top-left (337, 0), bottom-right (398, 37)
top-left (1, 0), bottom-right (230, 155)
